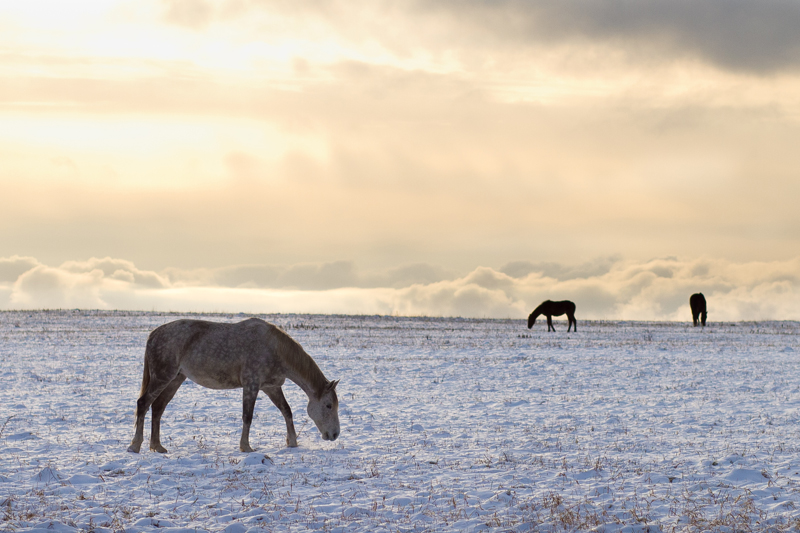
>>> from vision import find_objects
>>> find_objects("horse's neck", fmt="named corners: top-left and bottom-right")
top-left (280, 342), bottom-right (327, 398)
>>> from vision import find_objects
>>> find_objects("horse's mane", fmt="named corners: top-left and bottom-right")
top-left (272, 326), bottom-right (328, 395)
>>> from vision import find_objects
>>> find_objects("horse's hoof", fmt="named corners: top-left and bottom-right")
top-left (286, 439), bottom-right (298, 448)
top-left (240, 445), bottom-right (255, 453)
top-left (127, 445), bottom-right (141, 454)
top-left (150, 444), bottom-right (168, 453)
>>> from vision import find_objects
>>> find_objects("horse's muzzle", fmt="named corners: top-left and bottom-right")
top-left (323, 430), bottom-right (339, 441)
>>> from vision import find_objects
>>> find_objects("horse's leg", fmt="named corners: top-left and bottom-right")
top-left (263, 386), bottom-right (298, 448)
top-left (547, 315), bottom-right (554, 332)
top-left (128, 362), bottom-right (149, 454)
top-left (149, 374), bottom-right (186, 453)
top-left (567, 312), bottom-right (575, 332)
top-left (128, 369), bottom-right (179, 453)
top-left (240, 383), bottom-right (259, 453)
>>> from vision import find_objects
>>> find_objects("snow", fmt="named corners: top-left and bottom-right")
top-left (2, 311), bottom-right (800, 532)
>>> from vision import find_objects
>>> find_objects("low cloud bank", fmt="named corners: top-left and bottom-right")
top-left (1, 255), bottom-right (799, 321)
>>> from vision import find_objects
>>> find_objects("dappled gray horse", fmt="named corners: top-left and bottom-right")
top-left (128, 318), bottom-right (340, 454)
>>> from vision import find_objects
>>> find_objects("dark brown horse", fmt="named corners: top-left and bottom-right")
top-left (528, 300), bottom-right (577, 332)
top-left (690, 293), bottom-right (707, 327)
top-left (128, 318), bottom-right (340, 454)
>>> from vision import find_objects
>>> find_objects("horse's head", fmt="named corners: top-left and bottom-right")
top-left (527, 313), bottom-right (537, 329)
top-left (307, 379), bottom-right (340, 441)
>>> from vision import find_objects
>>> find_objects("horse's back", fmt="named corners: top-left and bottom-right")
top-left (533, 300), bottom-right (576, 315)
top-left (690, 293), bottom-right (706, 310)
top-left (551, 300), bottom-right (575, 314)
top-left (146, 318), bottom-right (281, 390)
top-left (148, 318), bottom-right (263, 356)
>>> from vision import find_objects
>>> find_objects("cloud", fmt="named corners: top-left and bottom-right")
top-left (4, 39), bottom-right (800, 273)
top-left (392, 278), bottom-right (524, 318)
top-left (377, 263), bottom-right (454, 288)
top-left (501, 256), bottom-right (621, 281)
top-left (6, 84), bottom-right (800, 270)
top-left (163, 0), bottom-right (213, 29)
top-left (0, 255), bottom-right (40, 283)
top-left (158, 0), bottom-right (800, 74)
top-left (423, 0), bottom-right (800, 74)
top-left (10, 265), bottom-right (115, 309)
top-left (59, 257), bottom-right (169, 288)
top-left (164, 261), bottom-right (454, 290)
top-left (3, 255), bottom-right (800, 321)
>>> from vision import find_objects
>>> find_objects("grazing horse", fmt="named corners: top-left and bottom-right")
top-left (528, 300), bottom-right (577, 332)
top-left (128, 318), bottom-right (340, 454)
top-left (690, 293), bottom-right (707, 327)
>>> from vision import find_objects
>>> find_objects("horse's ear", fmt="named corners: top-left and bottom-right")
top-left (321, 380), bottom-right (339, 397)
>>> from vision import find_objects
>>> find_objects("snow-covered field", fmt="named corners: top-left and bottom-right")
top-left (2, 311), bottom-right (800, 533)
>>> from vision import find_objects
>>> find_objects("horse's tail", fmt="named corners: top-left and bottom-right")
top-left (133, 355), bottom-right (150, 426)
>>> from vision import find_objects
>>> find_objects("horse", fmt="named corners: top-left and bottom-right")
top-left (690, 293), bottom-right (707, 327)
top-left (127, 318), bottom-right (340, 454)
top-left (528, 300), bottom-right (577, 332)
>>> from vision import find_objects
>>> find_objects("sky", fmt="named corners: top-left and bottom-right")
top-left (2, 0), bottom-right (800, 320)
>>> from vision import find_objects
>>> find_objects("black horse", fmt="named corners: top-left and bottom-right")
top-left (528, 300), bottom-right (577, 332)
top-left (690, 293), bottom-right (707, 327)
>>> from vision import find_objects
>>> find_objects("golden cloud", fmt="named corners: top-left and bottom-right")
top-left (2, 255), bottom-right (800, 321)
